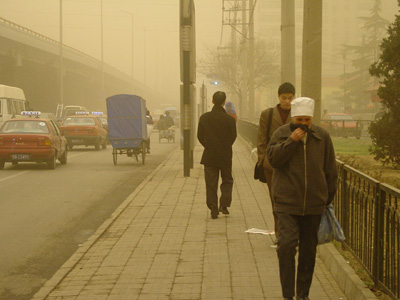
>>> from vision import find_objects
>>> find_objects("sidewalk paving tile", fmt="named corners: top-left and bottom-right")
top-left (33, 138), bottom-right (353, 300)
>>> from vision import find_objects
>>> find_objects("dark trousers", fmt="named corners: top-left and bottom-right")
top-left (275, 212), bottom-right (322, 298)
top-left (204, 166), bottom-right (233, 213)
top-left (264, 168), bottom-right (279, 239)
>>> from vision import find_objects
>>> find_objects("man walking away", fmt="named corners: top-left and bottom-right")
top-left (267, 97), bottom-right (337, 300)
top-left (197, 91), bottom-right (237, 219)
top-left (257, 82), bottom-right (295, 242)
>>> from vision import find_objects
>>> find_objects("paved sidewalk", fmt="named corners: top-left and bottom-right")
top-left (33, 138), bottom-right (350, 300)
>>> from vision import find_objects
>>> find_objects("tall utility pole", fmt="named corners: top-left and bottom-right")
top-left (301, 0), bottom-right (322, 124)
top-left (248, 0), bottom-right (255, 121)
top-left (222, 0), bottom-right (242, 114)
top-left (241, 0), bottom-right (248, 118)
top-left (180, 0), bottom-right (196, 177)
top-left (281, 0), bottom-right (296, 85)
top-left (100, 0), bottom-right (104, 100)
top-left (59, 0), bottom-right (64, 105)
top-left (222, 0), bottom-right (257, 119)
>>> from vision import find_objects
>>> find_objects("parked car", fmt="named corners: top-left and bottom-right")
top-left (321, 113), bottom-right (362, 139)
top-left (60, 112), bottom-right (108, 150)
top-left (0, 111), bottom-right (68, 169)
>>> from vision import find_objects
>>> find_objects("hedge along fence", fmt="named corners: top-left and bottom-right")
top-left (238, 119), bottom-right (400, 299)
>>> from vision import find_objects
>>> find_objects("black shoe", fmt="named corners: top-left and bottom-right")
top-left (219, 206), bottom-right (229, 215)
top-left (211, 209), bottom-right (219, 219)
top-left (296, 297), bottom-right (310, 300)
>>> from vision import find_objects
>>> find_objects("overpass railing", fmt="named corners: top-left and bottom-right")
top-left (238, 118), bottom-right (400, 300)
top-left (0, 17), bottom-right (96, 61)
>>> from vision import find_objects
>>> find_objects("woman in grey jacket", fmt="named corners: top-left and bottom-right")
top-left (267, 97), bottom-right (337, 300)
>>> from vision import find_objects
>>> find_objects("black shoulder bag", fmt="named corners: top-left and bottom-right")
top-left (254, 108), bottom-right (273, 183)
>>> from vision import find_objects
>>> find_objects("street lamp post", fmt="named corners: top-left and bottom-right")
top-left (59, 0), bottom-right (64, 105)
top-left (101, 0), bottom-right (104, 100)
top-left (121, 10), bottom-right (134, 90)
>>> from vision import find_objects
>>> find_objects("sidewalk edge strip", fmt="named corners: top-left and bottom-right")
top-left (318, 243), bottom-right (378, 300)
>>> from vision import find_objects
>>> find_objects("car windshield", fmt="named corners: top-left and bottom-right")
top-left (63, 117), bottom-right (96, 126)
top-left (0, 120), bottom-right (50, 134)
top-left (99, 117), bottom-right (107, 125)
top-left (331, 115), bottom-right (353, 120)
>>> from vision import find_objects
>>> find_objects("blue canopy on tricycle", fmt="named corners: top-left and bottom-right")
top-left (106, 94), bottom-right (148, 149)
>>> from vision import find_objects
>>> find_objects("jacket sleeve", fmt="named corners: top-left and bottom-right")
top-left (266, 128), bottom-right (298, 168)
top-left (257, 109), bottom-right (269, 164)
top-left (324, 133), bottom-right (338, 203)
top-left (197, 116), bottom-right (206, 147)
top-left (230, 117), bottom-right (237, 145)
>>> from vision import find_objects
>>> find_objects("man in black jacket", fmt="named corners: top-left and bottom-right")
top-left (197, 91), bottom-right (237, 219)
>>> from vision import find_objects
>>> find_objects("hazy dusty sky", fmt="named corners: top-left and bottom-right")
top-left (0, 0), bottom-right (222, 108)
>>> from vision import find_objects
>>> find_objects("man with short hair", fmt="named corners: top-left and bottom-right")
top-left (267, 97), bottom-right (338, 300)
top-left (257, 82), bottom-right (296, 241)
top-left (197, 91), bottom-right (237, 219)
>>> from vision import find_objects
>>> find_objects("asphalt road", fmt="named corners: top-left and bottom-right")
top-left (0, 133), bottom-right (179, 300)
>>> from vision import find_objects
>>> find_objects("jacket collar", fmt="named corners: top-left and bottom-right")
top-left (212, 105), bottom-right (226, 113)
top-left (281, 123), bottom-right (322, 140)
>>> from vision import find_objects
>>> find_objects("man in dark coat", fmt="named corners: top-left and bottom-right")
top-left (197, 91), bottom-right (237, 219)
top-left (267, 97), bottom-right (337, 300)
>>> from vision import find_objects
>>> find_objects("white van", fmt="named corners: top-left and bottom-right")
top-left (0, 85), bottom-right (29, 127)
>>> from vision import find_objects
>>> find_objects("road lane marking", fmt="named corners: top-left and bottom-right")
top-left (0, 171), bottom-right (30, 182)
top-left (0, 152), bottom-right (89, 183)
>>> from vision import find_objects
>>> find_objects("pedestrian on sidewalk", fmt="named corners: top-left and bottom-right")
top-left (224, 101), bottom-right (237, 122)
top-left (197, 91), bottom-right (237, 219)
top-left (267, 97), bottom-right (337, 300)
top-left (257, 82), bottom-right (295, 242)
top-left (146, 109), bottom-right (154, 154)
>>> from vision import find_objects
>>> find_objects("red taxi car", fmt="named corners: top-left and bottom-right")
top-left (321, 113), bottom-right (362, 139)
top-left (60, 112), bottom-right (108, 151)
top-left (0, 111), bottom-right (68, 169)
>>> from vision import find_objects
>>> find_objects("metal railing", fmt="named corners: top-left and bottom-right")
top-left (238, 119), bottom-right (400, 299)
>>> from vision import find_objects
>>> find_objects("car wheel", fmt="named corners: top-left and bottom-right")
top-left (59, 148), bottom-right (68, 165)
top-left (102, 141), bottom-right (107, 149)
top-left (47, 154), bottom-right (57, 169)
top-left (0, 161), bottom-right (5, 169)
top-left (95, 142), bottom-right (100, 151)
top-left (11, 161), bottom-right (18, 166)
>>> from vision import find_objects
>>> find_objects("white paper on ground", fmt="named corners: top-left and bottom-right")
top-left (245, 228), bottom-right (275, 235)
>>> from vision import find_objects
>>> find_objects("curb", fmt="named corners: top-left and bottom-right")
top-left (318, 243), bottom-right (378, 300)
top-left (31, 150), bottom-right (177, 300)
top-left (240, 135), bottom-right (378, 300)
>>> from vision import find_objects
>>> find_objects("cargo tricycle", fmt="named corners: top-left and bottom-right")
top-left (106, 94), bottom-right (149, 165)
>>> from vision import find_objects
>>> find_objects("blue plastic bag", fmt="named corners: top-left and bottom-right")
top-left (318, 204), bottom-right (346, 244)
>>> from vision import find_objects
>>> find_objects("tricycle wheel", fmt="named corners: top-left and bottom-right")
top-left (141, 142), bottom-right (146, 165)
top-left (113, 148), bottom-right (118, 165)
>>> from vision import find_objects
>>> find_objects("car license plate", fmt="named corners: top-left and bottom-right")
top-left (11, 154), bottom-right (30, 160)
top-left (72, 139), bottom-right (83, 143)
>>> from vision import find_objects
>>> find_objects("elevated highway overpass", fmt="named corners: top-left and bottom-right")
top-left (0, 17), bottom-right (160, 112)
